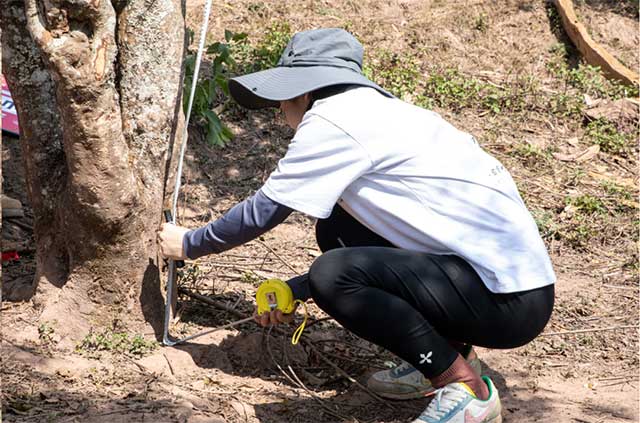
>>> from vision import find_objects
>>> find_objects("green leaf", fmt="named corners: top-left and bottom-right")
top-left (206, 42), bottom-right (223, 54)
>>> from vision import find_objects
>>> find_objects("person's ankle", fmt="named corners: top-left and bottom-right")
top-left (469, 376), bottom-right (489, 400)
top-left (431, 355), bottom-right (489, 400)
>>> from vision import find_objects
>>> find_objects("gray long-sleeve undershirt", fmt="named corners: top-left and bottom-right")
top-left (182, 189), bottom-right (311, 300)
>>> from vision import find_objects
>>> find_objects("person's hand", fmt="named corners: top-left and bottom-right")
top-left (254, 307), bottom-right (296, 327)
top-left (157, 223), bottom-right (190, 260)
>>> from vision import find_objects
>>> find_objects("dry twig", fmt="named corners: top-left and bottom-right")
top-left (300, 338), bottom-right (397, 410)
top-left (257, 240), bottom-right (299, 274)
top-left (178, 287), bottom-right (246, 319)
top-left (265, 327), bottom-right (349, 421)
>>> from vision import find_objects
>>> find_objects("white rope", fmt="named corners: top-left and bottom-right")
top-left (164, 0), bottom-right (214, 346)
top-left (170, 0), bottom-right (214, 221)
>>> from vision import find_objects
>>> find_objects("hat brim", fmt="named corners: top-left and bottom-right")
top-left (229, 66), bottom-right (393, 109)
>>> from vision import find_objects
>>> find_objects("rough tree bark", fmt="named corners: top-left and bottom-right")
top-left (1, 0), bottom-right (186, 339)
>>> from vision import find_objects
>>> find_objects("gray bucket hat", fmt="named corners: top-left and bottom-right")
top-left (229, 28), bottom-right (392, 109)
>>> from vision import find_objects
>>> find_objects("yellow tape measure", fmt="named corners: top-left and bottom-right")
top-left (256, 279), bottom-right (307, 345)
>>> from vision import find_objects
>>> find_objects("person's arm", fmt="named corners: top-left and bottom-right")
top-left (286, 273), bottom-right (311, 302)
top-left (183, 189), bottom-right (293, 259)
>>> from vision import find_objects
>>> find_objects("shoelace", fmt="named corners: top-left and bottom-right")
top-left (391, 360), bottom-right (414, 376)
top-left (420, 385), bottom-right (468, 419)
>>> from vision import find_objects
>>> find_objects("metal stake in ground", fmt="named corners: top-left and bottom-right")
top-left (162, 0), bottom-right (213, 347)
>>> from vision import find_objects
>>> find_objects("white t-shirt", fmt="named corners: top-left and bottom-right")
top-left (262, 87), bottom-right (556, 293)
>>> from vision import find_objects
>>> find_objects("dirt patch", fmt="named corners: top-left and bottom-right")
top-left (576, 0), bottom-right (640, 71)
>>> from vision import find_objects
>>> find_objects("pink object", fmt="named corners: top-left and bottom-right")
top-left (2, 251), bottom-right (20, 262)
top-left (2, 74), bottom-right (20, 135)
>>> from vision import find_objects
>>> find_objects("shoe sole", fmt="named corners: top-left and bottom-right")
top-left (371, 387), bottom-right (436, 401)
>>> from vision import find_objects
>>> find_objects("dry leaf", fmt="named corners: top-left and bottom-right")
top-left (553, 145), bottom-right (599, 162)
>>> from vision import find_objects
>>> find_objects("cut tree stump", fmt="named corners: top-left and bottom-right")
top-left (553, 0), bottom-right (639, 87)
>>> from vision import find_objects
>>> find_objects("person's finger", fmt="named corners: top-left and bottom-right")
top-left (260, 312), bottom-right (270, 327)
top-left (274, 309), bottom-right (292, 324)
top-left (279, 311), bottom-right (294, 324)
top-left (253, 307), bottom-right (260, 324)
top-left (269, 310), bottom-right (279, 325)
top-left (274, 309), bottom-right (283, 322)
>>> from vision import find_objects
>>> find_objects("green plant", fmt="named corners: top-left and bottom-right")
top-left (240, 271), bottom-right (261, 285)
top-left (601, 180), bottom-right (635, 213)
top-left (38, 321), bottom-right (56, 344)
top-left (584, 119), bottom-right (632, 154)
top-left (178, 263), bottom-right (202, 289)
top-left (569, 194), bottom-right (607, 215)
top-left (562, 216), bottom-right (595, 248)
top-left (420, 67), bottom-right (534, 115)
top-left (474, 13), bottom-right (488, 32)
top-left (547, 59), bottom-right (638, 101)
top-left (550, 92), bottom-right (583, 117)
top-left (533, 210), bottom-right (561, 241)
top-left (511, 142), bottom-right (551, 168)
top-left (366, 51), bottom-right (421, 99)
top-left (77, 329), bottom-right (156, 357)
top-left (249, 22), bottom-right (291, 71)
top-left (184, 29), bottom-right (247, 146)
top-left (602, 181), bottom-right (633, 201)
top-left (423, 69), bottom-right (483, 110)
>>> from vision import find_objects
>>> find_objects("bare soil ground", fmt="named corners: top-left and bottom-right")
top-left (2, 1), bottom-right (639, 422)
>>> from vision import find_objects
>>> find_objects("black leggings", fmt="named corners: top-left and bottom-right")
top-left (310, 205), bottom-right (554, 379)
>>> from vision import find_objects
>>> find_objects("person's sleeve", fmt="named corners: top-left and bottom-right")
top-left (182, 189), bottom-right (293, 259)
top-left (261, 114), bottom-right (373, 219)
top-left (286, 273), bottom-right (311, 302)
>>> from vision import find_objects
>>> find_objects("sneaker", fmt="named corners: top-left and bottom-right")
top-left (367, 347), bottom-right (482, 400)
top-left (412, 376), bottom-right (502, 423)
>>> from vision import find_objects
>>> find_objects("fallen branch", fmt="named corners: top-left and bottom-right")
top-left (265, 327), bottom-right (349, 421)
top-left (540, 325), bottom-right (637, 337)
top-left (552, 0), bottom-right (639, 86)
top-left (301, 338), bottom-right (397, 410)
top-left (178, 287), bottom-right (246, 319)
top-left (257, 240), bottom-right (299, 274)
top-left (603, 284), bottom-right (639, 291)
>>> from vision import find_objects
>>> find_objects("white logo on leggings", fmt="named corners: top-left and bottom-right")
top-left (419, 351), bottom-right (433, 365)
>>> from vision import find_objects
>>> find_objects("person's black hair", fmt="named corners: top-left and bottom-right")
top-left (306, 84), bottom-right (361, 111)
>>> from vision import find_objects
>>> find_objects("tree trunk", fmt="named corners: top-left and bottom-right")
top-left (1, 0), bottom-right (186, 340)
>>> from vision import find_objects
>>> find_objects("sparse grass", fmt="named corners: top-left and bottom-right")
top-left (600, 180), bottom-right (636, 213)
top-left (545, 44), bottom-right (638, 118)
top-left (76, 329), bottom-right (156, 358)
top-left (547, 47), bottom-right (639, 101)
top-left (601, 180), bottom-right (634, 201)
top-left (422, 68), bottom-right (484, 111)
top-left (38, 321), bottom-right (56, 345)
top-left (178, 263), bottom-right (202, 290)
top-left (584, 118), bottom-right (634, 155)
top-left (184, 29), bottom-right (246, 146)
top-left (569, 194), bottom-right (607, 215)
top-left (183, 22), bottom-right (292, 147)
top-left (533, 209), bottom-right (561, 241)
top-left (364, 51), bottom-right (422, 101)
top-left (241, 271), bottom-right (262, 285)
top-left (562, 216), bottom-right (596, 249)
top-left (510, 142), bottom-right (552, 168)
top-left (235, 22), bottom-right (291, 73)
top-left (474, 13), bottom-right (489, 32)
